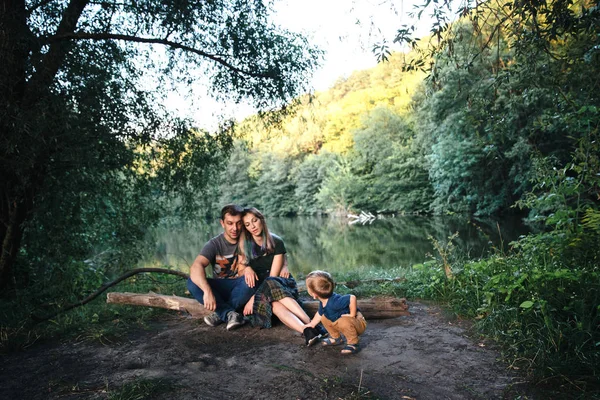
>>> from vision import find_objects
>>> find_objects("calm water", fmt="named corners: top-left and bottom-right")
top-left (146, 215), bottom-right (529, 278)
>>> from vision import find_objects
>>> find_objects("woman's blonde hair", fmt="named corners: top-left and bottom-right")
top-left (306, 270), bottom-right (335, 298)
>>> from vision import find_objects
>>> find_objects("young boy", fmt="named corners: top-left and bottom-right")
top-left (304, 270), bottom-right (367, 354)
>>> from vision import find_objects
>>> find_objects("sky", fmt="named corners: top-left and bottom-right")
top-left (164, 0), bottom-right (436, 130)
top-left (273, 0), bottom-right (433, 90)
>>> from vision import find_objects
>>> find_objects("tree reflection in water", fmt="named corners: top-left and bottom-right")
top-left (149, 215), bottom-right (529, 277)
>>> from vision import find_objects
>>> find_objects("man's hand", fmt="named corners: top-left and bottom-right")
top-left (341, 313), bottom-right (356, 318)
top-left (244, 295), bottom-right (255, 315)
top-left (244, 266), bottom-right (258, 288)
top-left (279, 264), bottom-right (290, 279)
top-left (203, 292), bottom-right (217, 311)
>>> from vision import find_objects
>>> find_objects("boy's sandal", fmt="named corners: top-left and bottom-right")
top-left (341, 344), bottom-right (360, 354)
top-left (321, 336), bottom-right (343, 346)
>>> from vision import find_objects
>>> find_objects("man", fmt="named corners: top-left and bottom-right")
top-left (187, 204), bottom-right (254, 330)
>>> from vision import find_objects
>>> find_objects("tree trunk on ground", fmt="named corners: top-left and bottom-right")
top-left (106, 292), bottom-right (410, 319)
top-left (296, 277), bottom-right (406, 292)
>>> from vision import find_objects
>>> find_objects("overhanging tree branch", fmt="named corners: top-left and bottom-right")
top-left (45, 32), bottom-right (277, 80)
top-left (31, 267), bottom-right (190, 322)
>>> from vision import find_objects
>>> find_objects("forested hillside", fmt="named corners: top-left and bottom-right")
top-left (216, 0), bottom-right (599, 219)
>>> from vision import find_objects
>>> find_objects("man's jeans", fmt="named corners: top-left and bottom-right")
top-left (187, 277), bottom-right (255, 322)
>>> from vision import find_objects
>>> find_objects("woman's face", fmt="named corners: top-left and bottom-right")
top-left (243, 213), bottom-right (263, 238)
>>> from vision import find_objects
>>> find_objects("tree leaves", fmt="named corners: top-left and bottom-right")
top-left (1, 0), bottom-right (322, 289)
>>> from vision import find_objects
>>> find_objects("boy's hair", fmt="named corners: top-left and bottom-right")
top-left (220, 204), bottom-right (244, 220)
top-left (306, 270), bottom-right (335, 299)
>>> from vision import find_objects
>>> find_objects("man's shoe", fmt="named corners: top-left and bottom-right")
top-left (203, 312), bottom-right (223, 327)
top-left (226, 311), bottom-right (245, 331)
top-left (303, 327), bottom-right (322, 347)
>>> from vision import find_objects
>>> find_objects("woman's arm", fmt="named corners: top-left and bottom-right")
top-left (269, 235), bottom-right (288, 278)
top-left (279, 255), bottom-right (290, 278)
top-left (269, 254), bottom-right (285, 277)
top-left (341, 295), bottom-right (357, 318)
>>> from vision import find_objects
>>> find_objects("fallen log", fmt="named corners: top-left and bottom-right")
top-left (32, 268), bottom-right (189, 323)
top-left (296, 277), bottom-right (406, 291)
top-left (106, 292), bottom-right (410, 319)
top-left (32, 266), bottom-right (410, 323)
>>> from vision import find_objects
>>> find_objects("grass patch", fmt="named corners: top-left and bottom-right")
top-left (106, 378), bottom-right (177, 400)
top-left (0, 270), bottom-right (189, 353)
top-left (405, 230), bottom-right (600, 396)
top-left (268, 363), bottom-right (315, 378)
top-left (319, 372), bottom-right (378, 400)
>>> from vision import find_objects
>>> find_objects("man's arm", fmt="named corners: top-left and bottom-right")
top-left (238, 254), bottom-right (258, 288)
top-left (189, 254), bottom-right (217, 311)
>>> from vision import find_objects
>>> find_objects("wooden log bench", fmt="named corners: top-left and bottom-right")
top-left (106, 292), bottom-right (410, 319)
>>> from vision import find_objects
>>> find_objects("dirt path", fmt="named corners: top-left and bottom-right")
top-left (1, 302), bottom-right (533, 399)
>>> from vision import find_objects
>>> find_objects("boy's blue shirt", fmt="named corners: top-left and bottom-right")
top-left (318, 292), bottom-right (352, 323)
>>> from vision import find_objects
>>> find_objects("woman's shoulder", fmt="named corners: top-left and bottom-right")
top-left (269, 233), bottom-right (286, 253)
top-left (270, 233), bottom-right (286, 246)
top-left (270, 232), bottom-right (283, 241)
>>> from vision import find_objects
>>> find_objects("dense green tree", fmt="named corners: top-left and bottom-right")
top-left (316, 154), bottom-right (368, 213)
top-left (0, 0), bottom-right (321, 290)
top-left (353, 107), bottom-right (433, 212)
top-left (253, 152), bottom-right (298, 216)
top-left (291, 152), bottom-right (338, 214)
top-left (205, 0), bottom-right (599, 222)
top-left (217, 140), bottom-right (257, 208)
top-left (412, 15), bottom-right (558, 214)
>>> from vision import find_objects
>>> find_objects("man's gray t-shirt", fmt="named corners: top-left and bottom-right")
top-left (200, 233), bottom-right (240, 279)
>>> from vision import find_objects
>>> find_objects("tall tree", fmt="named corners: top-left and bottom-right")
top-left (0, 0), bottom-right (321, 289)
top-left (353, 107), bottom-right (433, 213)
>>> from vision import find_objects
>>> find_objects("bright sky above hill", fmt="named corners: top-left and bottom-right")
top-left (274, 0), bottom-right (433, 90)
top-left (165, 0), bottom-right (436, 130)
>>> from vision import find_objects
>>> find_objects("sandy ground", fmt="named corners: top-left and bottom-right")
top-left (1, 302), bottom-right (538, 400)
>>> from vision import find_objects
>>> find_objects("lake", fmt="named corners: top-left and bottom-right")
top-left (146, 215), bottom-right (529, 278)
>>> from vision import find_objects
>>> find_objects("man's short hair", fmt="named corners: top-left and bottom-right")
top-left (220, 204), bottom-right (244, 220)
top-left (306, 270), bottom-right (335, 298)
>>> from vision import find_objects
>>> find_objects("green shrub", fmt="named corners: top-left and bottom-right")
top-left (408, 230), bottom-right (600, 389)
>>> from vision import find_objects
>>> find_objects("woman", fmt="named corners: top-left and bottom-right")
top-left (238, 207), bottom-right (322, 343)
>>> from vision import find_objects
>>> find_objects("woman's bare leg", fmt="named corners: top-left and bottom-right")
top-left (277, 297), bottom-right (311, 324)
top-left (272, 302), bottom-right (305, 333)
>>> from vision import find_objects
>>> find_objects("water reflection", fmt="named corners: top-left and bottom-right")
top-left (148, 215), bottom-right (529, 277)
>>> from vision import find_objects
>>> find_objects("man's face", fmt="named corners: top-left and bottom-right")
top-left (220, 213), bottom-right (242, 243)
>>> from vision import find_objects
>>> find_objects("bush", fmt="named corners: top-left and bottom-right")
top-left (409, 230), bottom-right (600, 389)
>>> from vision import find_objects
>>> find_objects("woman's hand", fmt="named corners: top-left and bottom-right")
top-left (341, 313), bottom-right (356, 318)
top-left (244, 295), bottom-right (255, 315)
top-left (244, 266), bottom-right (258, 288)
top-left (279, 264), bottom-right (290, 279)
